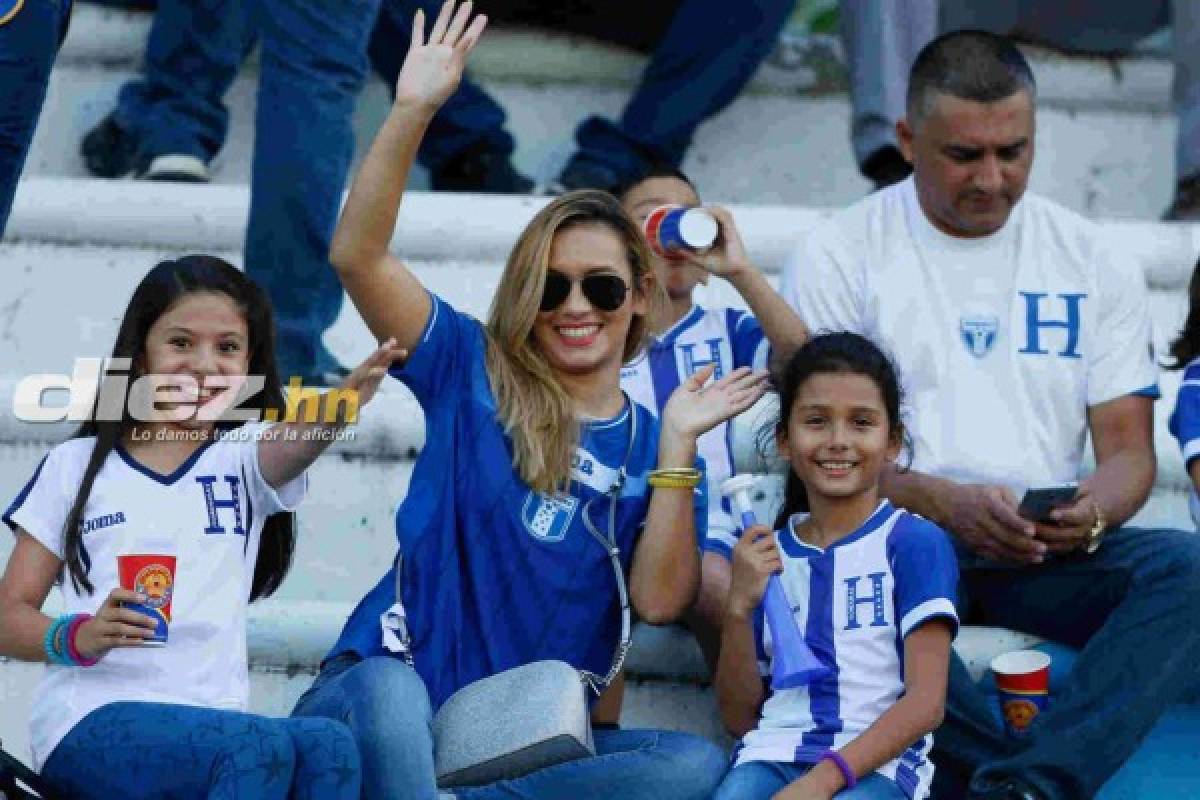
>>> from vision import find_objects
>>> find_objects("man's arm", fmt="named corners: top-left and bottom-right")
top-left (881, 469), bottom-right (1044, 563)
top-left (1038, 394), bottom-right (1155, 554)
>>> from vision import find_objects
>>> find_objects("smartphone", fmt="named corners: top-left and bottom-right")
top-left (1018, 484), bottom-right (1079, 522)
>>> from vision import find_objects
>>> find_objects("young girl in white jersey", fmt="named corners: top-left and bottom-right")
top-left (1168, 259), bottom-right (1200, 529)
top-left (715, 332), bottom-right (958, 800)
top-left (0, 255), bottom-right (399, 799)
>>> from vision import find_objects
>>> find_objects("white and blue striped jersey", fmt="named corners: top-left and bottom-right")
top-left (1169, 357), bottom-right (1200, 528)
top-left (735, 501), bottom-right (959, 800)
top-left (621, 305), bottom-right (768, 556)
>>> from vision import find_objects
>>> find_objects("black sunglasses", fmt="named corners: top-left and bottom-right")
top-left (539, 270), bottom-right (630, 312)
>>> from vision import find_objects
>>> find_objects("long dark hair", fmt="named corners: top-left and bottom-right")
top-left (1167, 256), bottom-right (1200, 369)
top-left (761, 332), bottom-right (909, 529)
top-left (62, 255), bottom-right (294, 601)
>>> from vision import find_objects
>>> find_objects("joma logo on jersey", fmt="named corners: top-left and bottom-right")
top-left (522, 492), bottom-right (579, 543)
top-left (81, 511), bottom-right (126, 535)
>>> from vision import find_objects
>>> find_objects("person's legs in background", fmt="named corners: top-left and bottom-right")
top-left (1166, 0), bottom-right (1200, 219)
top-left (555, 0), bottom-right (795, 192)
top-left (247, 0), bottom-right (379, 384)
top-left (367, 0), bottom-right (531, 192)
top-left (0, 0), bottom-right (72, 237)
top-left (839, 0), bottom-right (938, 191)
top-left (81, 0), bottom-right (251, 183)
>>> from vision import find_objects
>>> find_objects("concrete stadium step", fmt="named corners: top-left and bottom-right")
top-left (20, 3), bottom-right (1184, 216)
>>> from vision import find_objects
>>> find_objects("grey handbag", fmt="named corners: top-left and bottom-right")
top-left (384, 407), bottom-right (637, 789)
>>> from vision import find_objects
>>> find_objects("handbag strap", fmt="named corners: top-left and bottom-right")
top-left (386, 398), bottom-right (639, 695)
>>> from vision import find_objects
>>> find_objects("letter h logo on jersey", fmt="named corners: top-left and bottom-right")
top-left (1018, 292), bottom-right (1086, 359)
top-left (844, 572), bottom-right (888, 630)
top-left (195, 475), bottom-right (246, 536)
top-left (680, 338), bottom-right (724, 380)
top-left (522, 491), bottom-right (579, 543)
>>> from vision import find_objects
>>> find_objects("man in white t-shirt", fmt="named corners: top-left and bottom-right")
top-left (783, 30), bottom-right (1200, 800)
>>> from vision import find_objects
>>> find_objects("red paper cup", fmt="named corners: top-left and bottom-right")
top-left (117, 554), bottom-right (176, 645)
top-left (991, 649), bottom-right (1050, 737)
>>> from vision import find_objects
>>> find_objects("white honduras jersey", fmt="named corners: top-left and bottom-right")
top-left (736, 501), bottom-right (959, 800)
top-left (783, 178), bottom-right (1158, 496)
top-left (3, 424), bottom-right (305, 768)
top-left (621, 305), bottom-right (768, 556)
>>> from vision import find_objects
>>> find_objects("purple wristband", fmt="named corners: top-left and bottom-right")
top-left (820, 750), bottom-right (857, 789)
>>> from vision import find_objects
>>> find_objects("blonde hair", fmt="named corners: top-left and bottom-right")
top-left (485, 190), bottom-right (666, 494)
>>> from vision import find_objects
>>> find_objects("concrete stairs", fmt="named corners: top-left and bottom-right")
top-left (2, 4), bottom-right (1200, 794)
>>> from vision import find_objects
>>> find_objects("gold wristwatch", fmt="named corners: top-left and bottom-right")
top-left (1085, 501), bottom-right (1106, 554)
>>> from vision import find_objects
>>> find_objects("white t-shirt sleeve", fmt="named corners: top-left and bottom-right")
top-left (239, 423), bottom-right (307, 515)
top-left (3, 442), bottom-right (86, 559)
top-left (782, 224), bottom-right (867, 336)
top-left (1087, 247), bottom-right (1159, 406)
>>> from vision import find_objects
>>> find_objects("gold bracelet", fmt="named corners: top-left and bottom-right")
top-left (648, 468), bottom-right (702, 489)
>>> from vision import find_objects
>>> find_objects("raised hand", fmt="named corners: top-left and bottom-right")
top-left (74, 588), bottom-right (159, 661)
top-left (395, 0), bottom-right (488, 111)
top-left (677, 206), bottom-right (752, 280)
top-left (337, 338), bottom-right (407, 414)
top-left (661, 364), bottom-right (770, 441)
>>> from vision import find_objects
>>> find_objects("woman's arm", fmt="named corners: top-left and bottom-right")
top-left (257, 340), bottom-right (402, 488)
top-left (630, 365), bottom-right (768, 623)
top-left (775, 621), bottom-right (953, 800)
top-left (330, 0), bottom-right (487, 353)
top-left (0, 532), bottom-right (156, 662)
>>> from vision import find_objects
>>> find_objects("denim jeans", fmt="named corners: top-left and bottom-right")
top-left (112, 0), bottom-right (378, 378)
top-left (367, 0), bottom-right (794, 183)
top-left (292, 654), bottom-right (728, 800)
top-left (715, 760), bottom-right (906, 800)
top-left (930, 526), bottom-right (1200, 800)
top-left (0, 0), bottom-right (71, 237)
top-left (41, 701), bottom-right (361, 799)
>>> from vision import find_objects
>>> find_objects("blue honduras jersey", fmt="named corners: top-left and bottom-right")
top-left (621, 305), bottom-right (767, 558)
top-left (1170, 357), bottom-right (1200, 528)
top-left (735, 501), bottom-right (959, 799)
top-left (327, 295), bottom-right (705, 709)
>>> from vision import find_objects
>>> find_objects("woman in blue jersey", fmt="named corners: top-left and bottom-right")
top-left (0, 255), bottom-right (400, 798)
top-left (1167, 258), bottom-right (1200, 529)
top-left (714, 333), bottom-right (958, 800)
top-left (288, 2), bottom-right (768, 798)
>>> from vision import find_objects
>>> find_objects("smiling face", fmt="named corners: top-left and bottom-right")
top-left (137, 291), bottom-right (251, 430)
top-left (899, 89), bottom-right (1035, 237)
top-left (531, 222), bottom-right (646, 379)
top-left (620, 175), bottom-right (708, 302)
top-left (778, 371), bottom-right (901, 509)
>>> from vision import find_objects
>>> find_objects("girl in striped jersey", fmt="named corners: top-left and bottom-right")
top-left (715, 333), bottom-right (959, 800)
top-left (1168, 258), bottom-right (1200, 529)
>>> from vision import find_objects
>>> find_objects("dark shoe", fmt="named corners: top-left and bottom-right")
top-left (968, 776), bottom-right (1046, 800)
top-left (81, 113), bottom-right (140, 179)
top-left (1164, 174), bottom-right (1200, 221)
top-left (140, 154), bottom-right (210, 183)
top-left (430, 143), bottom-right (533, 194)
top-left (546, 157), bottom-right (621, 195)
top-left (862, 145), bottom-right (912, 191)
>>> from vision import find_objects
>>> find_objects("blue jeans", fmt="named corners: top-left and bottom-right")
top-left (41, 701), bottom-right (361, 799)
top-left (930, 526), bottom-right (1200, 800)
top-left (367, 0), bottom-right (794, 182)
top-left (0, 0), bottom-right (72, 237)
top-left (716, 760), bottom-right (906, 800)
top-left (291, 654), bottom-right (728, 800)
top-left (112, 0), bottom-right (378, 378)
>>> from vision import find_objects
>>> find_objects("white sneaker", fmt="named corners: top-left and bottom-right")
top-left (139, 154), bottom-right (210, 183)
